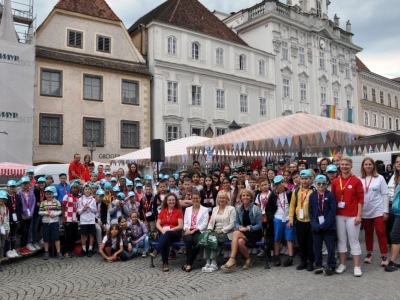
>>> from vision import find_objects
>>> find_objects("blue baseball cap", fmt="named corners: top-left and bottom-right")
top-left (90, 183), bottom-right (99, 188)
top-left (273, 175), bottom-right (284, 184)
top-left (173, 174), bottom-right (179, 180)
top-left (126, 180), bottom-right (134, 186)
top-left (136, 183), bottom-right (143, 188)
top-left (49, 186), bottom-right (58, 197)
top-left (37, 177), bottom-right (46, 183)
top-left (105, 172), bottom-right (112, 176)
top-left (104, 182), bottom-right (112, 189)
top-left (26, 168), bottom-right (34, 174)
top-left (91, 171), bottom-right (98, 176)
top-left (7, 180), bottom-right (17, 187)
top-left (128, 191), bottom-right (135, 198)
top-left (326, 164), bottom-right (338, 173)
top-left (0, 190), bottom-right (8, 199)
top-left (117, 192), bottom-right (125, 199)
top-left (112, 186), bottom-right (120, 192)
top-left (44, 186), bottom-right (54, 193)
top-left (110, 177), bottom-right (117, 182)
top-left (300, 170), bottom-right (312, 177)
top-left (144, 174), bottom-right (152, 180)
top-left (315, 175), bottom-right (327, 183)
top-left (134, 177), bottom-right (141, 181)
top-left (119, 176), bottom-right (126, 181)
top-left (20, 176), bottom-right (30, 183)
top-left (163, 175), bottom-right (170, 179)
top-left (59, 172), bottom-right (67, 177)
top-left (100, 179), bottom-right (106, 185)
top-left (71, 180), bottom-right (80, 186)
top-left (96, 189), bottom-right (105, 196)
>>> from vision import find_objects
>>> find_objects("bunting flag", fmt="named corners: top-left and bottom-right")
top-left (326, 105), bottom-right (336, 119)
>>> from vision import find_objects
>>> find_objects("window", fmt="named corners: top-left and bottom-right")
top-left (83, 75), bottom-right (103, 101)
top-left (372, 113), bottom-right (377, 127)
top-left (396, 119), bottom-right (399, 131)
top-left (166, 124), bottom-right (180, 142)
top-left (191, 127), bottom-right (203, 136)
top-left (299, 46), bottom-right (305, 65)
top-left (216, 89), bottom-right (225, 110)
top-left (300, 83), bottom-right (307, 102)
top-left (380, 91), bottom-right (384, 104)
top-left (191, 42), bottom-right (199, 60)
top-left (396, 96), bottom-right (399, 108)
top-left (40, 69), bottom-right (62, 97)
top-left (259, 98), bottom-right (267, 116)
top-left (191, 85), bottom-right (202, 106)
top-left (39, 114), bottom-right (63, 145)
top-left (96, 35), bottom-right (110, 53)
top-left (389, 117), bottom-right (393, 130)
top-left (320, 86), bottom-right (326, 104)
top-left (364, 111), bottom-right (369, 126)
top-left (319, 52), bottom-right (325, 69)
top-left (167, 81), bottom-right (178, 103)
top-left (216, 128), bottom-right (226, 136)
top-left (236, 54), bottom-right (247, 71)
top-left (240, 94), bottom-right (248, 113)
top-left (282, 41), bottom-right (289, 60)
top-left (316, 0), bottom-right (322, 18)
top-left (167, 36), bottom-right (177, 55)
top-left (83, 117), bottom-right (104, 147)
top-left (333, 90), bottom-right (339, 106)
top-left (346, 93), bottom-right (352, 108)
top-left (216, 48), bottom-right (224, 66)
top-left (120, 121), bottom-right (139, 148)
top-left (332, 58), bottom-right (338, 75)
top-left (388, 94), bottom-right (392, 106)
top-left (67, 29), bottom-right (83, 48)
top-left (121, 80), bottom-right (139, 105)
top-left (345, 63), bottom-right (350, 78)
top-left (283, 78), bottom-right (290, 98)
top-left (381, 115), bottom-right (385, 129)
top-left (258, 59), bottom-right (266, 76)
top-left (372, 88), bottom-right (376, 102)
top-left (363, 86), bottom-right (368, 99)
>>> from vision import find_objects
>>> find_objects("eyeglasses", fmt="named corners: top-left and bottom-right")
top-left (316, 182), bottom-right (327, 186)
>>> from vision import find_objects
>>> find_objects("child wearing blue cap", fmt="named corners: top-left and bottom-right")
top-left (78, 184), bottom-right (97, 257)
top-left (0, 191), bottom-right (10, 271)
top-left (31, 177), bottom-right (47, 251)
top-left (5, 180), bottom-right (22, 258)
top-left (309, 175), bottom-right (337, 275)
top-left (56, 173), bottom-right (71, 203)
top-left (62, 181), bottom-right (80, 258)
top-left (109, 193), bottom-right (130, 225)
top-left (26, 168), bottom-right (36, 188)
top-left (126, 191), bottom-right (140, 215)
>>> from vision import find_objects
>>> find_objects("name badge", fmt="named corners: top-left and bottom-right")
top-left (162, 226), bottom-right (170, 230)
top-left (145, 211), bottom-right (153, 217)
top-left (299, 209), bottom-right (304, 219)
top-left (0, 226), bottom-right (5, 235)
top-left (318, 216), bottom-right (325, 224)
top-left (338, 202), bottom-right (345, 208)
top-left (12, 213), bottom-right (17, 222)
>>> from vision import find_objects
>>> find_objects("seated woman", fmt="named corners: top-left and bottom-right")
top-left (150, 193), bottom-right (183, 272)
top-left (202, 191), bottom-right (236, 273)
top-left (182, 190), bottom-right (209, 272)
top-left (221, 189), bottom-right (262, 271)
top-left (129, 211), bottom-right (149, 257)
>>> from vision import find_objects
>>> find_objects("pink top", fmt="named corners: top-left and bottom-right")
top-left (190, 210), bottom-right (199, 229)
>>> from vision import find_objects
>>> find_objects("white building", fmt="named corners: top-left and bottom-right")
top-left (129, 0), bottom-right (275, 141)
top-left (223, 0), bottom-right (362, 123)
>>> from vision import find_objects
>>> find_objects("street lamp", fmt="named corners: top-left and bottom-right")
top-left (87, 140), bottom-right (96, 160)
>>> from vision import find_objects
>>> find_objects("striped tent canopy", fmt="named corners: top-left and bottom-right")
top-left (188, 113), bottom-right (383, 163)
top-left (0, 162), bottom-right (34, 177)
top-left (111, 136), bottom-right (210, 166)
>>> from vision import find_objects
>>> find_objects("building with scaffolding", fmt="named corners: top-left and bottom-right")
top-left (0, 0), bottom-right (35, 164)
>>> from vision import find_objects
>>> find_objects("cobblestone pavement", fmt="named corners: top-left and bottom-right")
top-left (1, 239), bottom-right (399, 300)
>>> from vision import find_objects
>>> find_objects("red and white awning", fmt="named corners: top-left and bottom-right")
top-left (0, 162), bottom-right (34, 177)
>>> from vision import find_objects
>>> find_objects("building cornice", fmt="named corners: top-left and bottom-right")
top-left (360, 99), bottom-right (400, 113)
top-left (359, 70), bottom-right (400, 92)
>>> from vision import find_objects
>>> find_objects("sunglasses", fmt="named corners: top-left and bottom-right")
top-left (316, 182), bottom-right (327, 186)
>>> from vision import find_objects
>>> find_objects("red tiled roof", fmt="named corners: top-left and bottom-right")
top-left (392, 77), bottom-right (400, 82)
top-left (128, 0), bottom-right (247, 46)
top-left (356, 56), bottom-right (370, 71)
top-left (55, 0), bottom-right (121, 22)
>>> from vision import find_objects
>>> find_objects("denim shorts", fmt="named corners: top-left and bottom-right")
top-left (42, 222), bottom-right (60, 242)
top-left (273, 218), bottom-right (295, 242)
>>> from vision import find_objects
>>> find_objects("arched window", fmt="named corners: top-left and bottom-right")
top-left (237, 54), bottom-right (247, 71)
top-left (191, 42), bottom-right (200, 60)
top-left (167, 36), bottom-right (177, 55)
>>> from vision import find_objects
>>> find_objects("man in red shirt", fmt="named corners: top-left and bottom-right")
top-left (81, 162), bottom-right (95, 183)
top-left (97, 164), bottom-right (105, 180)
top-left (68, 154), bottom-right (84, 182)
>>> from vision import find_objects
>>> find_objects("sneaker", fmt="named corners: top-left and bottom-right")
top-left (296, 261), bottom-right (307, 270)
top-left (43, 252), bottom-right (49, 260)
top-left (142, 252), bottom-right (147, 258)
top-left (149, 250), bottom-right (159, 258)
top-left (178, 247), bottom-right (184, 254)
top-left (323, 267), bottom-right (334, 276)
top-left (257, 249), bottom-right (265, 257)
top-left (33, 243), bottom-right (42, 250)
top-left (322, 249), bottom-right (328, 255)
top-left (162, 263), bottom-right (169, 272)
top-left (381, 256), bottom-right (389, 267)
top-left (282, 257), bottom-right (293, 267)
top-left (384, 261), bottom-right (398, 272)
top-left (314, 265), bottom-right (324, 274)
top-left (280, 246), bottom-right (287, 255)
top-left (364, 253), bottom-right (372, 264)
top-left (6, 250), bottom-right (15, 258)
top-left (168, 250), bottom-right (176, 260)
top-left (207, 264), bottom-right (218, 272)
top-left (39, 239), bottom-right (44, 246)
top-left (335, 264), bottom-right (347, 274)
top-left (252, 248), bottom-right (258, 255)
top-left (202, 264), bottom-right (210, 272)
top-left (247, 247), bottom-right (253, 255)
top-left (20, 247), bottom-right (30, 255)
top-left (80, 250), bottom-right (87, 257)
top-left (223, 251), bottom-right (230, 259)
top-left (87, 250), bottom-right (93, 257)
top-left (12, 249), bottom-right (19, 257)
top-left (274, 256), bottom-right (281, 267)
top-left (354, 266), bottom-right (362, 277)
top-left (27, 243), bottom-right (36, 252)
top-left (307, 261), bottom-right (314, 272)
top-left (57, 252), bottom-right (64, 259)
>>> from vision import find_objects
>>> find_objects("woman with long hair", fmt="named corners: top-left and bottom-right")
top-left (319, 157), bottom-right (332, 176)
top-left (231, 178), bottom-right (246, 208)
top-left (82, 154), bottom-right (91, 173)
top-left (126, 163), bottom-right (141, 181)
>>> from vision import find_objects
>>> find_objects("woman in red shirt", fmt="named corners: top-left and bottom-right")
top-left (331, 157), bottom-right (364, 277)
top-left (150, 193), bottom-right (183, 272)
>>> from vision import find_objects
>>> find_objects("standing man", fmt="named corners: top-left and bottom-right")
top-left (192, 161), bottom-right (206, 177)
top-left (97, 165), bottom-right (105, 180)
top-left (81, 162), bottom-right (95, 183)
top-left (277, 158), bottom-right (287, 175)
top-left (68, 154), bottom-right (84, 182)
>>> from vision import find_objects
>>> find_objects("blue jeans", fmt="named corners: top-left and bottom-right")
top-left (28, 214), bottom-right (40, 244)
top-left (132, 236), bottom-right (149, 255)
top-left (156, 231), bottom-right (180, 264)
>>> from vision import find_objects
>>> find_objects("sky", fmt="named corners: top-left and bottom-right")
top-left (31, 0), bottom-right (400, 79)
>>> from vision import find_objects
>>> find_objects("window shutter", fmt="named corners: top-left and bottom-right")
top-left (235, 54), bottom-right (240, 69)
top-left (68, 31), bottom-right (75, 46)
top-left (104, 38), bottom-right (110, 52)
top-left (76, 32), bottom-right (82, 47)
top-left (98, 36), bottom-right (103, 51)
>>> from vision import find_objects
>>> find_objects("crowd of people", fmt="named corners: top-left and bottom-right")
top-left (0, 153), bottom-right (399, 278)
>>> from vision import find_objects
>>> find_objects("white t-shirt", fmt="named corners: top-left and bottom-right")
top-left (102, 236), bottom-right (123, 250)
top-left (360, 174), bottom-right (389, 218)
top-left (274, 192), bottom-right (289, 221)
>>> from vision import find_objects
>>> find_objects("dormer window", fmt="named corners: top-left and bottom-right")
top-left (67, 30), bottom-right (83, 48)
top-left (97, 35), bottom-right (111, 53)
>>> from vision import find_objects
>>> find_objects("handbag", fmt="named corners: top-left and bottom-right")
top-left (196, 231), bottom-right (219, 250)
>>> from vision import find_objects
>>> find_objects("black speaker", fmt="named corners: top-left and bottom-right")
top-left (151, 139), bottom-right (165, 162)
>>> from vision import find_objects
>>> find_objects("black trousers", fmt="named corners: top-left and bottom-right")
top-left (296, 221), bottom-right (314, 263)
top-left (65, 222), bottom-right (79, 253)
top-left (20, 219), bottom-right (31, 248)
top-left (313, 230), bottom-right (336, 268)
top-left (6, 222), bottom-right (18, 250)
top-left (184, 231), bottom-right (201, 265)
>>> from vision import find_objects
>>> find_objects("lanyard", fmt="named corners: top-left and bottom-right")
top-left (278, 192), bottom-right (287, 211)
top-left (318, 193), bottom-right (325, 215)
top-left (40, 191), bottom-right (44, 203)
top-left (63, 184), bottom-right (67, 194)
top-left (300, 189), bottom-right (310, 208)
top-left (205, 190), bottom-right (212, 203)
top-left (261, 192), bottom-right (269, 208)
top-left (339, 175), bottom-right (352, 200)
top-left (185, 193), bottom-right (192, 200)
top-left (23, 192), bottom-right (30, 208)
top-left (364, 176), bottom-right (373, 193)
top-left (166, 210), bottom-right (173, 226)
top-left (45, 200), bottom-right (53, 215)
top-left (10, 195), bottom-right (16, 211)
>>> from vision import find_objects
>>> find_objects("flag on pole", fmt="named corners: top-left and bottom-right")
top-left (326, 105), bottom-right (336, 119)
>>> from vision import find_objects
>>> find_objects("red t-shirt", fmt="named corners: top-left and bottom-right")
top-left (81, 171), bottom-right (91, 182)
top-left (158, 207), bottom-right (183, 229)
top-left (68, 162), bottom-right (84, 182)
top-left (97, 172), bottom-right (105, 180)
top-left (331, 174), bottom-right (364, 217)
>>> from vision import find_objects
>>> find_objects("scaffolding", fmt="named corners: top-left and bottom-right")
top-left (0, 0), bottom-right (34, 42)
